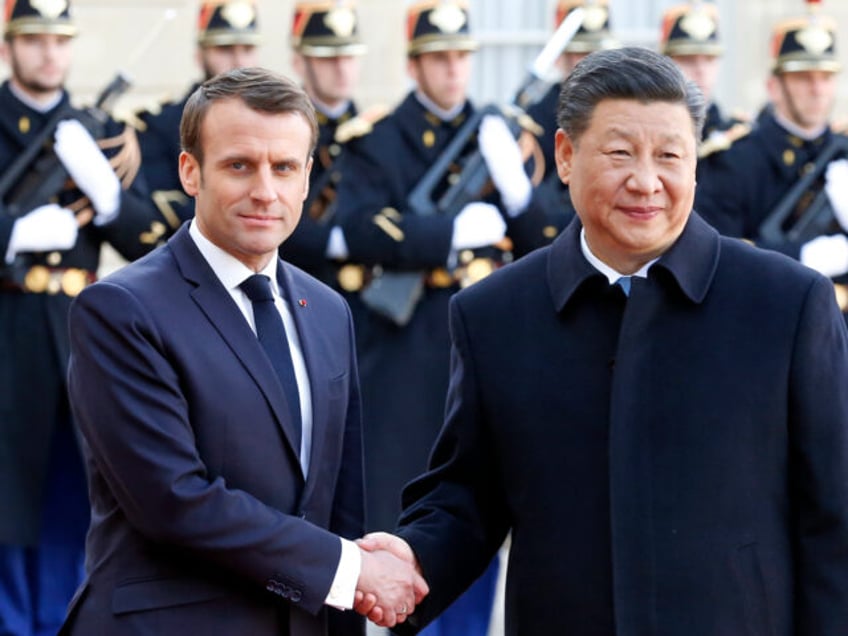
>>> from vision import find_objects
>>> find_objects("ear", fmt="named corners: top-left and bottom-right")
top-left (178, 151), bottom-right (200, 196)
top-left (406, 56), bottom-right (419, 83)
top-left (0, 41), bottom-right (9, 66)
top-left (554, 128), bottom-right (574, 184)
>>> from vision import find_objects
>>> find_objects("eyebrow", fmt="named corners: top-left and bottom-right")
top-left (604, 126), bottom-right (687, 145)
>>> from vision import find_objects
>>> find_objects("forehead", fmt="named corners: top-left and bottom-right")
top-left (584, 98), bottom-right (696, 140)
top-left (199, 98), bottom-right (312, 152)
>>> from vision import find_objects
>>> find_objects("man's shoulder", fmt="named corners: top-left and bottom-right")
top-left (717, 234), bottom-right (821, 291)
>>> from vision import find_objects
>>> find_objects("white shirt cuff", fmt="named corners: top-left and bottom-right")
top-left (324, 537), bottom-right (361, 610)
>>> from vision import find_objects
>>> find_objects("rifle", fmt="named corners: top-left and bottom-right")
top-left (0, 72), bottom-right (132, 220)
top-left (360, 9), bottom-right (586, 326)
top-left (757, 134), bottom-right (848, 245)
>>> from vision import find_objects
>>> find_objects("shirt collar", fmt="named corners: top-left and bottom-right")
top-left (188, 220), bottom-right (281, 296)
top-left (413, 89), bottom-right (466, 122)
top-left (579, 228), bottom-right (655, 284)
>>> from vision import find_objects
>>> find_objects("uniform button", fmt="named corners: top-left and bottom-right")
top-left (291, 590), bottom-right (302, 603)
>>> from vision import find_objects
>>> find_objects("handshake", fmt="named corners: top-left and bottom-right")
top-left (354, 532), bottom-right (428, 628)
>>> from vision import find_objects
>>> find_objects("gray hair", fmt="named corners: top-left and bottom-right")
top-left (557, 47), bottom-right (706, 142)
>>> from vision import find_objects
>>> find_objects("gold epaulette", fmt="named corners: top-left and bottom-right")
top-left (121, 93), bottom-right (178, 132)
top-left (499, 104), bottom-right (544, 137)
top-left (335, 104), bottom-right (389, 144)
top-left (698, 122), bottom-right (752, 159)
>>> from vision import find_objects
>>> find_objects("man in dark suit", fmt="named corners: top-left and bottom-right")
top-left (61, 68), bottom-right (426, 636)
top-left (358, 47), bottom-right (848, 634)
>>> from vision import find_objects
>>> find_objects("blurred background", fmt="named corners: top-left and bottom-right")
top-left (3, 0), bottom-right (846, 125)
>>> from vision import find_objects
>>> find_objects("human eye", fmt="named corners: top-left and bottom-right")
top-left (274, 161), bottom-right (299, 174)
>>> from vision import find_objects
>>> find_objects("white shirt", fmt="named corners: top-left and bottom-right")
top-left (580, 228), bottom-right (657, 284)
top-left (188, 221), bottom-right (360, 609)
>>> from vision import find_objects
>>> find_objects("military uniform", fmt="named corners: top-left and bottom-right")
top-left (695, 9), bottom-right (848, 312)
top-left (0, 2), bottom-right (163, 633)
top-left (135, 0), bottom-right (261, 234)
top-left (696, 106), bottom-right (845, 253)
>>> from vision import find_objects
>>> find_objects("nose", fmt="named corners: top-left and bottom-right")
top-left (625, 158), bottom-right (662, 194)
top-left (250, 166), bottom-right (278, 204)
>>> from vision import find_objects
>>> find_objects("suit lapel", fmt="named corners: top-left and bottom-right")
top-left (169, 227), bottom-right (304, 473)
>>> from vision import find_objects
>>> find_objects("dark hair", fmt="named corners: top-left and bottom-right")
top-left (180, 67), bottom-right (318, 165)
top-left (557, 47), bottom-right (706, 142)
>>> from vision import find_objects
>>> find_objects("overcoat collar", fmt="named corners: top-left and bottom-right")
top-left (547, 212), bottom-right (721, 312)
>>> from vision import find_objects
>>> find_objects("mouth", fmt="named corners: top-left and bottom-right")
top-left (619, 206), bottom-right (662, 220)
top-left (239, 213), bottom-right (283, 225)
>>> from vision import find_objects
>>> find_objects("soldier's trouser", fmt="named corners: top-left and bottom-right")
top-left (419, 557), bottom-right (499, 636)
top-left (0, 424), bottom-right (88, 636)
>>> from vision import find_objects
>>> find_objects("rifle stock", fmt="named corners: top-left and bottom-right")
top-left (757, 135), bottom-right (848, 245)
top-left (0, 71), bottom-right (132, 220)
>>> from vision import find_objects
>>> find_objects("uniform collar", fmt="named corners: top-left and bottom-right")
top-left (548, 212), bottom-right (720, 312)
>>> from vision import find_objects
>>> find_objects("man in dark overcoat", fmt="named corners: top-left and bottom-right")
top-left (358, 46), bottom-right (848, 636)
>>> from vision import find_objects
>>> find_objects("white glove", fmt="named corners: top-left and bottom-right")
top-left (6, 203), bottom-right (78, 264)
top-left (478, 114), bottom-right (532, 217)
top-left (451, 202), bottom-right (507, 250)
top-left (325, 226), bottom-right (350, 260)
top-left (800, 233), bottom-right (848, 278)
top-left (825, 159), bottom-right (848, 232)
top-left (53, 119), bottom-right (121, 224)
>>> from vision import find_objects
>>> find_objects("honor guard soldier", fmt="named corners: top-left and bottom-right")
top-left (526, 0), bottom-right (619, 239)
top-left (659, 0), bottom-right (751, 168)
top-left (282, 0), bottom-right (369, 290)
top-left (135, 0), bottom-right (261, 233)
top-left (335, 1), bottom-right (550, 633)
top-left (695, 0), bottom-right (848, 315)
top-left (0, 1), bottom-right (163, 633)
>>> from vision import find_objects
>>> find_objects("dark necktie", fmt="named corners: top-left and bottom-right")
top-left (240, 274), bottom-right (302, 439)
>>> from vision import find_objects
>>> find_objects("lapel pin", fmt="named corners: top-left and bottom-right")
top-left (298, 299), bottom-right (308, 308)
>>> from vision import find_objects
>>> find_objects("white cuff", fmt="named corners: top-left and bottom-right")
top-left (324, 537), bottom-right (361, 610)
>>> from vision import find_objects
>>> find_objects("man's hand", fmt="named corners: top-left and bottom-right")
top-left (354, 532), bottom-right (428, 628)
top-left (6, 203), bottom-right (78, 264)
top-left (451, 202), bottom-right (507, 250)
top-left (54, 119), bottom-right (121, 224)
top-left (800, 233), bottom-right (848, 278)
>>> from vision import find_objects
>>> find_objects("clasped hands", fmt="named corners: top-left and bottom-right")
top-left (354, 532), bottom-right (428, 628)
